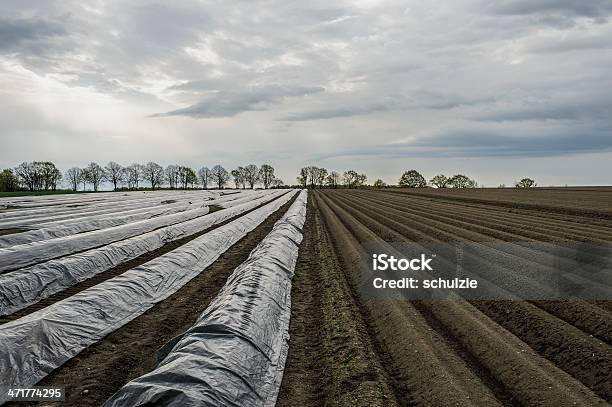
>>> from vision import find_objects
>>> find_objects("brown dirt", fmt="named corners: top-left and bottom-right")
top-left (0, 228), bottom-right (27, 236)
top-left (277, 193), bottom-right (399, 407)
top-left (384, 187), bottom-right (612, 219)
top-left (8, 194), bottom-right (297, 407)
top-left (278, 189), bottom-right (611, 406)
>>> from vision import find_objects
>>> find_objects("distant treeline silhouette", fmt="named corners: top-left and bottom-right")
top-left (0, 161), bottom-right (283, 192)
top-left (295, 167), bottom-right (536, 189)
top-left (0, 161), bottom-right (538, 192)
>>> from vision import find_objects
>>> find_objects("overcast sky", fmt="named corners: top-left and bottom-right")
top-left (1, 0), bottom-right (611, 186)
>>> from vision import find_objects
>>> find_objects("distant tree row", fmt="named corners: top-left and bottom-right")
top-left (398, 171), bottom-right (478, 188)
top-left (1, 162), bottom-right (63, 192)
top-left (296, 167), bottom-right (367, 189)
top-left (0, 161), bottom-right (538, 193)
top-left (64, 162), bottom-right (284, 191)
top-left (296, 168), bottom-right (488, 189)
top-left (295, 166), bottom-right (476, 189)
top-left (0, 161), bottom-right (284, 192)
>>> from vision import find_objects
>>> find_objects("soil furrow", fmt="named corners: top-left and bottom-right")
top-left (277, 193), bottom-right (400, 407)
top-left (321, 190), bottom-right (608, 406)
top-left (348, 190), bottom-right (612, 241)
top-left (317, 191), bottom-right (506, 406)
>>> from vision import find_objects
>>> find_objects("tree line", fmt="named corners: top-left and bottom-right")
top-left (296, 167), bottom-right (537, 189)
top-left (0, 161), bottom-right (539, 193)
top-left (0, 161), bottom-right (284, 192)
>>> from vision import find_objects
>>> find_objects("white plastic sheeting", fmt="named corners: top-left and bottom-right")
top-left (0, 190), bottom-right (221, 212)
top-left (104, 190), bottom-right (307, 407)
top-left (0, 207), bottom-right (217, 272)
top-left (0, 190), bottom-right (287, 316)
top-left (0, 191), bottom-right (224, 228)
top-left (0, 191), bottom-right (260, 248)
top-left (0, 201), bottom-right (198, 248)
top-left (0, 190), bottom-right (297, 401)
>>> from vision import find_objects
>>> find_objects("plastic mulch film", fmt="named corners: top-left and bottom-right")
top-left (0, 190), bottom-right (233, 229)
top-left (104, 190), bottom-right (307, 407)
top-left (0, 200), bottom-right (198, 248)
top-left (0, 190), bottom-right (297, 403)
top-left (0, 190), bottom-right (260, 248)
top-left (0, 190), bottom-right (286, 316)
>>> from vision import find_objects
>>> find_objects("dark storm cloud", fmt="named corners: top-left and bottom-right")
top-left (154, 85), bottom-right (325, 118)
top-left (314, 128), bottom-right (612, 160)
top-left (527, 35), bottom-right (612, 53)
top-left (486, 0), bottom-right (612, 19)
top-left (280, 103), bottom-right (391, 121)
top-left (474, 104), bottom-right (609, 122)
top-left (411, 130), bottom-right (612, 156)
top-left (280, 93), bottom-right (493, 121)
top-left (0, 17), bottom-right (66, 51)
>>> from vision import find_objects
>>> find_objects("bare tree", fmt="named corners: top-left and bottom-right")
top-left (342, 170), bottom-right (367, 188)
top-left (105, 161), bottom-right (124, 191)
top-left (85, 162), bottom-right (106, 192)
top-left (231, 169), bottom-right (243, 189)
top-left (243, 164), bottom-right (259, 188)
top-left (237, 167), bottom-right (247, 188)
top-left (177, 166), bottom-right (197, 189)
top-left (126, 164), bottom-right (143, 189)
top-left (315, 167), bottom-right (327, 188)
top-left (326, 171), bottom-right (340, 188)
top-left (197, 167), bottom-right (211, 189)
top-left (165, 165), bottom-right (180, 189)
top-left (297, 167), bottom-right (308, 188)
top-left (80, 167), bottom-right (89, 190)
top-left (259, 164), bottom-right (276, 189)
top-left (144, 162), bottom-right (164, 190)
top-left (211, 165), bottom-right (229, 189)
top-left (373, 179), bottom-right (386, 188)
top-left (307, 166), bottom-right (316, 189)
top-left (65, 167), bottom-right (83, 192)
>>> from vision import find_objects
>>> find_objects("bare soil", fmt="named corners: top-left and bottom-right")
top-left (276, 189), bottom-right (611, 406)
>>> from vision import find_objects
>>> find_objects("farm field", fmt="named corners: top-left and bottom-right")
top-left (277, 189), bottom-right (612, 407)
top-left (0, 187), bottom-right (610, 406)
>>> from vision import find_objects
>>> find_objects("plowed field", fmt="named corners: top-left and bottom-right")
top-left (278, 189), bottom-right (612, 407)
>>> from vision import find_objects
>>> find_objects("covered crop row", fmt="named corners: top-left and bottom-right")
top-left (0, 190), bottom-right (258, 247)
top-left (0, 190), bottom-right (219, 211)
top-left (105, 190), bottom-right (307, 407)
top-left (0, 190), bottom-right (297, 402)
top-left (0, 190), bottom-right (223, 226)
top-left (0, 191), bottom-right (270, 273)
top-left (0, 190), bottom-right (288, 315)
